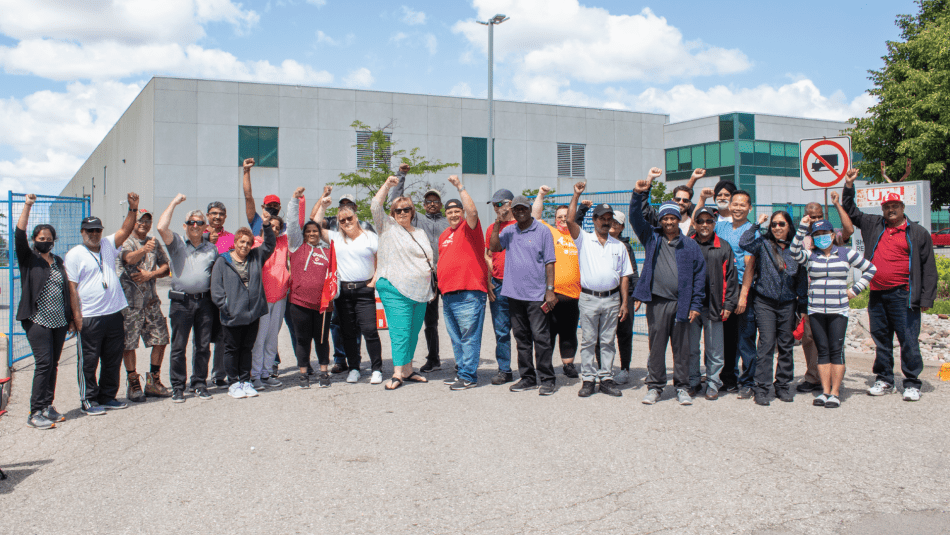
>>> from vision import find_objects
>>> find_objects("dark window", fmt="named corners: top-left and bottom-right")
top-left (754, 141), bottom-right (770, 166)
top-left (238, 126), bottom-right (279, 167)
top-left (558, 143), bottom-right (586, 178)
top-left (736, 113), bottom-right (755, 140)
top-left (719, 114), bottom-right (735, 140)
top-left (462, 137), bottom-right (487, 174)
top-left (356, 131), bottom-right (393, 169)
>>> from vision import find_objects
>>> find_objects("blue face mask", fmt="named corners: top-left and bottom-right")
top-left (813, 234), bottom-right (833, 250)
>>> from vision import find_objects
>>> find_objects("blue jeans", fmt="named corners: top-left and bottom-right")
top-left (736, 301), bottom-right (757, 388)
top-left (869, 288), bottom-right (923, 389)
top-left (488, 278), bottom-right (512, 373)
top-left (443, 290), bottom-right (487, 383)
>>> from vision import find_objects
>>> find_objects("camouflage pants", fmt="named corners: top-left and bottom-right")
top-left (123, 300), bottom-right (170, 350)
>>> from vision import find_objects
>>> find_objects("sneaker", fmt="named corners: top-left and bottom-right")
top-left (263, 376), bottom-right (282, 387)
top-left (298, 373), bottom-right (310, 389)
top-left (737, 387), bottom-right (754, 399)
top-left (195, 386), bottom-right (212, 400)
top-left (723, 385), bottom-right (739, 394)
top-left (318, 372), bottom-right (331, 388)
top-left (449, 378), bottom-right (477, 390)
top-left (642, 389), bottom-right (661, 405)
top-left (539, 384), bottom-right (556, 396)
top-left (420, 360), bottom-right (441, 373)
top-left (509, 379), bottom-right (538, 392)
top-left (754, 394), bottom-right (770, 406)
top-left (252, 378), bottom-right (266, 390)
top-left (346, 369), bottom-right (361, 383)
top-left (578, 381), bottom-right (596, 398)
top-left (171, 389), bottom-right (185, 403)
top-left (491, 371), bottom-right (514, 385)
top-left (776, 389), bottom-right (794, 403)
top-left (27, 411), bottom-right (55, 429)
top-left (868, 381), bottom-right (896, 396)
top-left (370, 371), bottom-right (383, 385)
top-left (212, 378), bottom-right (228, 388)
top-left (228, 383), bottom-right (246, 399)
top-left (330, 363), bottom-right (349, 374)
top-left (81, 402), bottom-right (106, 416)
top-left (145, 372), bottom-right (172, 397)
top-left (824, 394), bottom-right (841, 408)
top-left (705, 387), bottom-right (719, 401)
top-left (562, 363), bottom-right (579, 378)
top-left (677, 389), bottom-right (693, 405)
top-left (42, 406), bottom-right (65, 423)
top-left (813, 394), bottom-right (828, 407)
top-left (126, 372), bottom-right (146, 403)
top-left (101, 399), bottom-right (128, 410)
top-left (242, 382), bottom-right (259, 398)
top-left (796, 381), bottom-right (822, 393)
top-left (902, 387), bottom-right (921, 402)
top-left (615, 369), bottom-right (630, 385)
top-left (443, 376), bottom-right (459, 386)
top-left (599, 380), bottom-right (622, 397)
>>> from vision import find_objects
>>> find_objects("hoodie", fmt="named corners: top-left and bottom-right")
top-left (210, 223), bottom-right (275, 327)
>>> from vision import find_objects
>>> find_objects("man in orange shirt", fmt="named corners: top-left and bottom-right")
top-left (532, 186), bottom-right (581, 378)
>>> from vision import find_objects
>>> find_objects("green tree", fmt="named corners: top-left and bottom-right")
top-left (848, 0), bottom-right (950, 210)
top-left (650, 181), bottom-right (674, 204)
top-left (332, 121), bottom-right (458, 220)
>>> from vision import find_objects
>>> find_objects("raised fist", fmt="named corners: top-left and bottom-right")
top-left (647, 167), bottom-right (663, 180)
top-left (574, 181), bottom-right (586, 194)
top-left (634, 179), bottom-right (651, 193)
top-left (127, 192), bottom-right (139, 211)
top-left (581, 200), bottom-right (593, 207)
top-left (539, 185), bottom-right (552, 195)
top-left (800, 215), bottom-right (812, 227)
top-left (320, 195), bottom-right (332, 208)
top-left (386, 175), bottom-right (399, 188)
top-left (448, 175), bottom-right (462, 188)
top-left (322, 184), bottom-right (332, 197)
top-left (830, 191), bottom-right (840, 204)
top-left (399, 163), bottom-right (410, 174)
top-left (758, 213), bottom-right (769, 225)
top-left (173, 193), bottom-right (187, 205)
top-left (691, 168), bottom-right (707, 180)
top-left (25, 193), bottom-right (36, 206)
top-left (293, 187), bottom-right (305, 199)
top-left (243, 158), bottom-right (255, 171)
top-left (844, 168), bottom-right (859, 186)
top-left (700, 187), bottom-right (715, 199)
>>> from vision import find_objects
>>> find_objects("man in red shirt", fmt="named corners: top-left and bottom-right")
top-left (485, 188), bottom-right (516, 385)
top-left (842, 168), bottom-right (937, 401)
top-left (437, 175), bottom-right (489, 389)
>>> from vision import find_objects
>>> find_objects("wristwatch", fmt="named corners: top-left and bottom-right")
top-left (129, 207), bottom-right (136, 212)
top-left (546, 285), bottom-right (555, 290)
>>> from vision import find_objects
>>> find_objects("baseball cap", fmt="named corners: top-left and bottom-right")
top-left (591, 203), bottom-right (615, 218)
top-left (81, 216), bottom-right (104, 230)
top-left (339, 194), bottom-right (356, 205)
top-left (444, 199), bottom-right (463, 211)
top-left (694, 206), bottom-right (719, 220)
top-left (489, 189), bottom-right (514, 204)
top-left (263, 194), bottom-right (280, 206)
top-left (810, 219), bottom-right (834, 235)
top-left (612, 212), bottom-right (626, 226)
top-left (424, 189), bottom-right (442, 200)
top-left (137, 209), bottom-right (152, 220)
top-left (881, 192), bottom-right (903, 205)
top-left (510, 195), bottom-right (531, 209)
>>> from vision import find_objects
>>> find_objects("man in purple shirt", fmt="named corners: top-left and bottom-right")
top-left (489, 195), bottom-right (558, 395)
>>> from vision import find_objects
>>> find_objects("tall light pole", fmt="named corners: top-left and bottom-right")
top-left (477, 14), bottom-right (508, 196)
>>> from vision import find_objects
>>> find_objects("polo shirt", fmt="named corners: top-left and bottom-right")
top-left (486, 220), bottom-right (517, 280)
top-left (716, 219), bottom-right (753, 283)
top-left (870, 219), bottom-right (910, 291)
top-left (575, 230), bottom-right (633, 292)
top-left (540, 221), bottom-right (580, 298)
top-left (166, 233), bottom-right (218, 294)
top-left (65, 234), bottom-right (129, 318)
top-left (206, 228), bottom-right (235, 254)
top-left (437, 220), bottom-right (489, 294)
top-left (498, 219), bottom-right (555, 302)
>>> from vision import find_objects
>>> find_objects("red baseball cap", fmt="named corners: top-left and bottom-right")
top-left (881, 193), bottom-right (903, 205)
top-left (263, 194), bottom-right (280, 205)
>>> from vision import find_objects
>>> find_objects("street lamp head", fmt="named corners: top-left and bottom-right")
top-left (492, 14), bottom-right (508, 23)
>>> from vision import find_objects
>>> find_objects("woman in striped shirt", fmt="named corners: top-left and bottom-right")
top-left (790, 216), bottom-right (876, 408)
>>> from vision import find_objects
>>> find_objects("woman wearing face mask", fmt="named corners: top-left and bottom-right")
top-left (531, 186), bottom-right (582, 379)
top-left (739, 211), bottom-right (807, 406)
top-left (249, 214), bottom-right (290, 390)
top-left (372, 175), bottom-right (434, 390)
top-left (790, 216), bottom-right (875, 408)
top-left (16, 193), bottom-right (75, 429)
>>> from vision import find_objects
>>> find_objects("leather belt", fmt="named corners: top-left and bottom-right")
top-left (341, 280), bottom-right (372, 290)
top-left (581, 287), bottom-right (620, 298)
top-left (185, 291), bottom-right (210, 300)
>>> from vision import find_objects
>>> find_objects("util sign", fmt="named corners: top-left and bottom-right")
top-left (855, 184), bottom-right (918, 208)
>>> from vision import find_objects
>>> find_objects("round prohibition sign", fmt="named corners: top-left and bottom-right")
top-left (803, 139), bottom-right (849, 188)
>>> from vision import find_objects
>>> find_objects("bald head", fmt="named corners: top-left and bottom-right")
top-left (806, 202), bottom-right (823, 219)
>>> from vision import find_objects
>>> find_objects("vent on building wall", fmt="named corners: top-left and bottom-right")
top-left (557, 143), bottom-right (585, 178)
top-left (357, 131), bottom-right (393, 169)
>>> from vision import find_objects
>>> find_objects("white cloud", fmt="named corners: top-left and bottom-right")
top-left (391, 32), bottom-right (408, 44)
top-left (425, 34), bottom-right (437, 55)
top-left (453, 1), bottom-right (750, 84)
top-left (315, 30), bottom-right (340, 46)
top-left (449, 82), bottom-right (473, 97)
top-left (306, 0), bottom-right (326, 6)
top-left (343, 68), bottom-right (374, 88)
top-left (400, 6), bottom-right (427, 25)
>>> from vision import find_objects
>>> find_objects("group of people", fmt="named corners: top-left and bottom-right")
top-left (15, 158), bottom-right (935, 429)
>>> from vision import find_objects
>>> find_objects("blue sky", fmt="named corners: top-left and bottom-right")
top-left (0, 0), bottom-right (918, 194)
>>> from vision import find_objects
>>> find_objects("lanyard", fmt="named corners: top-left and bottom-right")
top-left (84, 245), bottom-right (108, 289)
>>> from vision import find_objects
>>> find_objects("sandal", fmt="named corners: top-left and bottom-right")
top-left (385, 377), bottom-right (403, 390)
top-left (404, 372), bottom-right (428, 383)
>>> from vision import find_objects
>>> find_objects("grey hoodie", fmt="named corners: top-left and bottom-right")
top-left (210, 223), bottom-right (276, 327)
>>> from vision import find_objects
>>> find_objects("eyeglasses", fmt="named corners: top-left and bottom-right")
top-left (185, 220), bottom-right (207, 227)
top-left (84, 229), bottom-right (103, 234)
top-left (424, 199), bottom-right (441, 205)
top-left (695, 219), bottom-right (715, 226)
top-left (339, 216), bottom-right (355, 224)
top-left (208, 211), bottom-right (226, 217)
top-left (393, 207), bottom-right (412, 215)
top-left (493, 201), bottom-right (509, 208)
top-left (674, 197), bottom-right (690, 203)
top-left (770, 221), bottom-right (787, 228)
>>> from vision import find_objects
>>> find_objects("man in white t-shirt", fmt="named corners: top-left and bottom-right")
top-left (65, 192), bottom-right (140, 416)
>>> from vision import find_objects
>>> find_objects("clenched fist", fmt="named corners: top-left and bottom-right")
top-left (647, 167), bottom-right (663, 180)
top-left (293, 187), bottom-right (305, 199)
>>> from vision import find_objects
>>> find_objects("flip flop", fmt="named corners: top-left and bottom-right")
top-left (404, 372), bottom-right (428, 383)
top-left (385, 377), bottom-right (403, 390)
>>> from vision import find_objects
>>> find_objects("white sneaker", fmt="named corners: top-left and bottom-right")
top-left (676, 389), bottom-right (693, 406)
top-left (642, 389), bottom-right (661, 405)
top-left (615, 369), bottom-right (629, 385)
top-left (868, 380), bottom-right (896, 396)
top-left (242, 382), bottom-right (259, 398)
top-left (902, 387), bottom-right (921, 401)
top-left (346, 369), bottom-right (361, 383)
top-left (370, 371), bottom-right (383, 384)
top-left (228, 383), bottom-right (246, 399)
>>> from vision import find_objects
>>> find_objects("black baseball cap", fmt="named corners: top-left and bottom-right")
top-left (591, 203), bottom-right (614, 218)
top-left (489, 189), bottom-right (514, 204)
top-left (695, 206), bottom-right (719, 220)
top-left (81, 216), bottom-right (104, 230)
top-left (444, 199), bottom-right (463, 211)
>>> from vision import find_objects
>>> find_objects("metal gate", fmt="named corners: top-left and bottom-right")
top-left (3, 192), bottom-right (89, 367)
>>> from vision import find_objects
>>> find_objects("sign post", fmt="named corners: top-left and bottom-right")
top-left (800, 136), bottom-right (852, 191)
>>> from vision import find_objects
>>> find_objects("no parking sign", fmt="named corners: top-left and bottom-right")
top-left (800, 136), bottom-right (851, 190)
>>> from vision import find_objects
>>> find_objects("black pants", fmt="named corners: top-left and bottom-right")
top-left (721, 311), bottom-right (739, 389)
top-left (509, 298), bottom-right (555, 386)
top-left (169, 295), bottom-right (215, 391)
top-left (753, 295), bottom-right (796, 396)
top-left (594, 298), bottom-right (633, 369)
top-left (809, 313), bottom-right (848, 365)
top-left (549, 294), bottom-right (579, 362)
top-left (645, 297), bottom-right (691, 390)
top-left (222, 320), bottom-right (259, 383)
top-left (210, 309), bottom-right (226, 382)
top-left (23, 320), bottom-right (67, 413)
top-left (77, 311), bottom-right (125, 408)
top-left (424, 292), bottom-right (440, 362)
top-left (288, 303), bottom-right (331, 369)
top-left (337, 286), bottom-right (383, 372)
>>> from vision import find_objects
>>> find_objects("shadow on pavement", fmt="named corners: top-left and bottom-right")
top-left (0, 459), bottom-right (53, 494)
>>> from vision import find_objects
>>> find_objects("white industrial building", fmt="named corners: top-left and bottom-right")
top-left (60, 77), bottom-right (850, 232)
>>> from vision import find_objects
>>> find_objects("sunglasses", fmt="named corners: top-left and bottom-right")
top-left (84, 229), bottom-right (103, 234)
top-left (424, 199), bottom-right (441, 205)
top-left (674, 197), bottom-right (690, 203)
top-left (695, 219), bottom-right (715, 226)
top-left (185, 220), bottom-right (207, 227)
top-left (493, 201), bottom-right (509, 208)
top-left (770, 221), bottom-right (787, 228)
top-left (393, 207), bottom-right (412, 215)
top-left (339, 216), bottom-right (355, 224)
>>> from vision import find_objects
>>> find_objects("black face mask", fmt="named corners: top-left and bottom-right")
top-left (264, 206), bottom-right (280, 217)
top-left (34, 241), bottom-right (54, 254)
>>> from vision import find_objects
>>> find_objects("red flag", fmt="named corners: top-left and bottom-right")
top-left (320, 240), bottom-right (338, 313)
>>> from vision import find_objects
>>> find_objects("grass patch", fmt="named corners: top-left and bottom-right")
top-left (849, 294), bottom-right (950, 315)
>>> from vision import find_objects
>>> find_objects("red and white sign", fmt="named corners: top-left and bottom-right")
top-left (800, 136), bottom-right (851, 191)
top-left (856, 185), bottom-right (918, 208)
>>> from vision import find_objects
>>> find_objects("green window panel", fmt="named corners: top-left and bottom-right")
top-left (739, 174), bottom-right (756, 186)
top-left (238, 126), bottom-right (279, 167)
top-left (736, 113), bottom-right (755, 140)
top-left (720, 141), bottom-right (735, 167)
top-left (738, 140), bottom-right (754, 153)
top-left (462, 137), bottom-right (488, 174)
top-left (753, 141), bottom-right (770, 166)
top-left (666, 149), bottom-right (678, 172)
top-left (678, 147), bottom-right (692, 171)
top-left (786, 144), bottom-right (800, 169)
top-left (754, 141), bottom-right (770, 154)
top-left (719, 174), bottom-right (735, 186)
top-left (719, 114), bottom-right (735, 141)
top-left (770, 143), bottom-right (785, 158)
top-left (705, 143), bottom-right (720, 168)
top-left (258, 127), bottom-right (278, 167)
top-left (691, 146), bottom-right (705, 169)
top-left (740, 166), bottom-right (754, 175)
top-left (785, 168), bottom-right (801, 178)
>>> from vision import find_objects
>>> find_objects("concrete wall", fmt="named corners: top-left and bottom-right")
top-left (754, 114), bottom-right (849, 142)
top-left (663, 116), bottom-right (718, 149)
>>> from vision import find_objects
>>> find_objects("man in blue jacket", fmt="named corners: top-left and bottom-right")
top-left (630, 167), bottom-right (706, 406)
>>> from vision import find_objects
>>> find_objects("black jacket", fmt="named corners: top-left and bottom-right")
top-left (842, 184), bottom-right (937, 308)
top-left (210, 224), bottom-right (276, 327)
top-left (693, 234), bottom-right (738, 321)
top-left (15, 227), bottom-right (73, 323)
